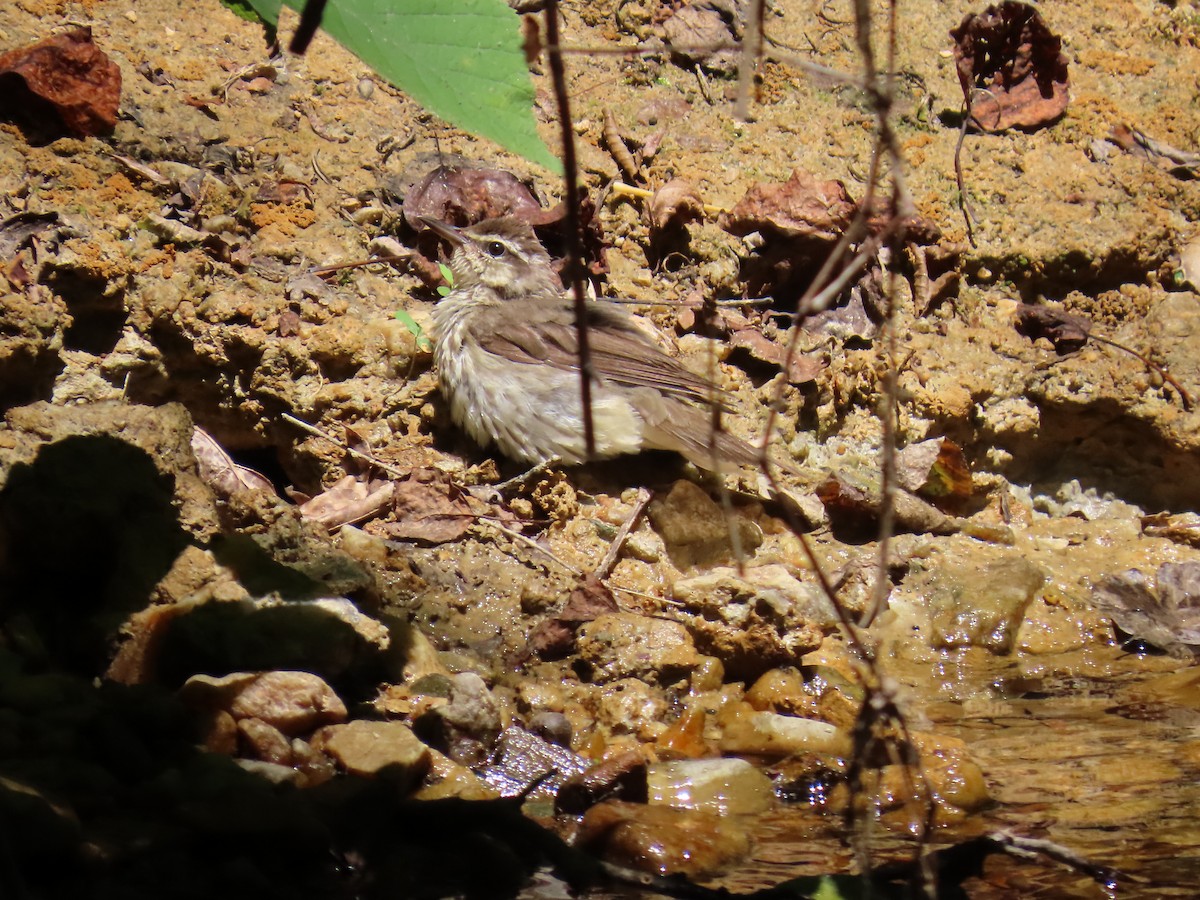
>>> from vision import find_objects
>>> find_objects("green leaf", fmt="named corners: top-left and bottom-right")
top-left (436, 262), bottom-right (454, 296)
top-left (238, 0), bottom-right (281, 25)
top-left (242, 0), bottom-right (559, 171)
top-left (394, 309), bottom-right (433, 352)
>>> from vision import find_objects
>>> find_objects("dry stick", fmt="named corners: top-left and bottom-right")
top-left (1088, 332), bottom-right (1193, 410)
top-left (953, 101), bottom-right (977, 247)
top-left (289, 0), bottom-right (328, 54)
top-left (795, 0), bottom-right (931, 893)
top-left (543, 0), bottom-right (595, 461)
top-left (735, 0), bottom-right (765, 122)
top-left (478, 516), bottom-right (582, 576)
top-left (595, 488), bottom-right (651, 580)
top-left (309, 253), bottom-right (414, 278)
top-left (609, 181), bottom-right (729, 216)
top-left (281, 412), bottom-right (409, 479)
top-left (987, 831), bottom-right (1123, 887)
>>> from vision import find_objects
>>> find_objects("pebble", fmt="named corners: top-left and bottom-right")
top-left (311, 720), bottom-right (430, 786)
top-left (237, 717), bottom-right (292, 765)
top-left (928, 556), bottom-right (1046, 652)
top-left (717, 703), bottom-right (852, 757)
top-left (745, 666), bottom-right (863, 730)
top-left (180, 670), bottom-right (347, 736)
top-left (576, 613), bottom-right (701, 685)
top-left (647, 758), bottom-right (774, 815)
top-left (577, 801), bottom-right (751, 877)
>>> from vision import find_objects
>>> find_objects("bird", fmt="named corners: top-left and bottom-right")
top-left (421, 215), bottom-right (769, 471)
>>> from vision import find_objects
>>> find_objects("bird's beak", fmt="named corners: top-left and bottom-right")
top-left (418, 216), bottom-right (465, 247)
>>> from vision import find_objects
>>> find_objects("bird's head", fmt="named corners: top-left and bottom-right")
top-left (421, 216), bottom-right (558, 301)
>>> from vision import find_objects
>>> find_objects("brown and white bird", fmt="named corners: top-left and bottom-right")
top-left (422, 215), bottom-right (765, 470)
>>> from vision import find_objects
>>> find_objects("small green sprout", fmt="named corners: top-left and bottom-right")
top-left (394, 309), bottom-right (432, 352)
top-left (436, 262), bottom-right (454, 297)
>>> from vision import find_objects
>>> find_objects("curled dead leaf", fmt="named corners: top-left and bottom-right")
top-left (648, 178), bottom-right (704, 235)
top-left (403, 165), bottom-right (544, 230)
top-left (0, 27), bottom-right (121, 136)
top-left (191, 427), bottom-right (277, 498)
top-left (299, 475), bottom-right (394, 529)
top-left (950, 2), bottom-right (1069, 132)
top-left (721, 169), bottom-right (856, 245)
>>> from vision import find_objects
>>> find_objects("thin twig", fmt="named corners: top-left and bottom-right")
top-left (309, 253), bottom-right (414, 278)
top-left (478, 516), bottom-right (582, 576)
top-left (595, 488), bottom-right (651, 579)
top-left (281, 412), bottom-right (408, 478)
top-left (987, 831), bottom-right (1123, 887)
top-left (1088, 333), bottom-right (1193, 410)
top-left (735, 0), bottom-right (765, 121)
top-left (608, 180), bottom-right (729, 215)
top-left (497, 457), bottom-right (563, 495)
top-left (544, 0), bottom-right (595, 460)
top-left (953, 102), bottom-right (977, 247)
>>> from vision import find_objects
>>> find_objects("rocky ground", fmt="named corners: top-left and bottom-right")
top-left (2, 0), bottom-right (1200, 898)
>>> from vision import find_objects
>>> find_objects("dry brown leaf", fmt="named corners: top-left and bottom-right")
top-left (648, 178), bottom-right (704, 235)
top-left (403, 165), bottom-right (544, 230)
top-left (896, 438), bottom-right (973, 508)
top-left (0, 27), bottom-right (121, 136)
top-left (1092, 563), bottom-right (1200, 657)
top-left (950, 2), bottom-right (1069, 132)
top-left (727, 328), bottom-right (825, 385)
top-left (384, 468), bottom-right (476, 544)
top-left (720, 169), bottom-right (857, 244)
top-left (191, 427), bottom-right (277, 498)
top-left (298, 475), bottom-right (394, 529)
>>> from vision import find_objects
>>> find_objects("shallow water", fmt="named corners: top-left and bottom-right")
top-left (708, 649), bottom-right (1200, 899)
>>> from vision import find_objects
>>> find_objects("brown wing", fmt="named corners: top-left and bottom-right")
top-left (473, 299), bottom-right (726, 406)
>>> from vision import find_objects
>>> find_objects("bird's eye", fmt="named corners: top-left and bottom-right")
top-left (485, 241), bottom-right (506, 258)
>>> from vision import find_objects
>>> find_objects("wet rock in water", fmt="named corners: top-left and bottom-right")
top-left (179, 670), bottom-right (347, 736)
top-left (1091, 562), bottom-right (1200, 657)
top-left (717, 702), bottom-right (852, 757)
top-left (412, 672), bottom-right (504, 766)
top-left (648, 480), bottom-right (764, 569)
top-left (745, 666), bottom-right (864, 730)
top-left (874, 732), bottom-right (990, 824)
top-left (916, 732), bottom-right (990, 816)
top-left (526, 710), bottom-right (572, 748)
top-left (577, 800), bottom-right (752, 877)
top-left (556, 749), bottom-right (648, 814)
top-left (653, 703), bottom-right (712, 759)
top-left (414, 748), bottom-right (501, 801)
top-left (575, 613), bottom-right (702, 686)
top-left (311, 719), bottom-right (430, 786)
top-left (926, 556), bottom-right (1046, 652)
top-left (647, 758), bottom-right (774, 815)
top-left (478, 726), bottom-right (589, 801)
top-left (590, 678), bottom-right (671, 741)
top-left (670, 565), bottom-right (831, 681)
